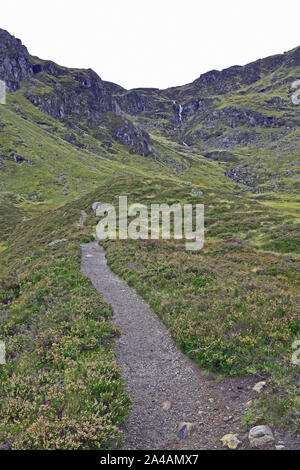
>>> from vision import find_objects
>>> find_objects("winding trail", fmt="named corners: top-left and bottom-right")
top-left (80, 232), bottom-right (297, 449)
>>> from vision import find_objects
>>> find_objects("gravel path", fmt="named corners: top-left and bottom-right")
top-left (80, 238), bottom-right (299, 450)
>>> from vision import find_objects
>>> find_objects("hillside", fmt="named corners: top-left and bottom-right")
top-left (0, 29), bottom-right (299, 450)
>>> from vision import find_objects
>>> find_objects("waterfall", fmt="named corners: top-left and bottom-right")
top-left (178, 105), bottom-right (183, 123)
top-left (172, 101), bottom-right (183, 124)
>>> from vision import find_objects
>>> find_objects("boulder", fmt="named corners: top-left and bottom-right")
top-left (248, 425), bottom-right (274, 447)
top-left (92, 201), bottom-right (101, 212)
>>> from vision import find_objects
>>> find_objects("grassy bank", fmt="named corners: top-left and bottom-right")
top-left (0, 201), bottom-right (129, 450)
top-left (85, 176), bottom-right (300, 430)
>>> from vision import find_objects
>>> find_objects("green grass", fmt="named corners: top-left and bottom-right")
top-left (80, 175), bottom-right (300, 431)
top-left (0, 193), bottom-right (25, 241)
top-left (0, 201), bottom-right (130, 449)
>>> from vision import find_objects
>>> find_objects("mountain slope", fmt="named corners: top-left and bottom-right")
top-left (131, 47), bottom-right (300, 194)
top-left (1, 27), bottom-right (235, 230)
top-left (1, 28), bottom-right (300, 210)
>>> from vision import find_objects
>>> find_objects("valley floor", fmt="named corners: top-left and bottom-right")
top-left (81, 240), bottom-right (300, 450)
top-left (0, 176), bottom-right (299, 450)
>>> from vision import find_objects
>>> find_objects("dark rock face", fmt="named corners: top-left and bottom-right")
top-left (192, 54), bottom-right (287, 95)
top-left (13, 155), bottom-right (25, 164)
top-left (182, 98), bottom-right (215, 117)
top-left (207, 107), bottom-right (286, 129)
top-left (110, 115), bottom-right (153, 156)
top-left (225, 165), bottom-right (273, 188)
top-left (116, 90), bottom-right (150, 115)
top-left (24, 77), bottom-right (155, 157)
top-left (0, 153), bottom-right (33, 166)
top-left (23, 69), bottom-right (154, 157)
top-left (24, 69), bottom-right (109, 120)
top-left (193, 65), bottom-right (260, 95)
top-left (32, 64), bottom-right (42, 74)
top-left (0, 29), bottom-right (33, 91)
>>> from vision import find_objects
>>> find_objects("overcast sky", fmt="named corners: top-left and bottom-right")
top-left (2, 0), bottom-right (300, 89)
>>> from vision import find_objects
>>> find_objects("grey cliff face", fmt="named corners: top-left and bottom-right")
top-left (111, 117), bottom-right (153, 156)
top-left (0, 29), bottom-right (33, 91)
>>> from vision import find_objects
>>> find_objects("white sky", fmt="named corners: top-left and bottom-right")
top-left (2, 0), bottom-right (300, 90)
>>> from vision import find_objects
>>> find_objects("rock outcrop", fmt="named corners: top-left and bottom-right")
top-left (0, 29), bottom-right (33, 91)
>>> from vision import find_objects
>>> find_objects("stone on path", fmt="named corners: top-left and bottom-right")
top-left (221, 433), bottom-right (241, 449)
top-left (252, 381), bottom-right (266, 393)
top-left (248, 425), bottom-right (274, 447)
top-left (177, 422), bottom-right (196, 439)
top-left (161, 401), bottom-right (172, 411)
